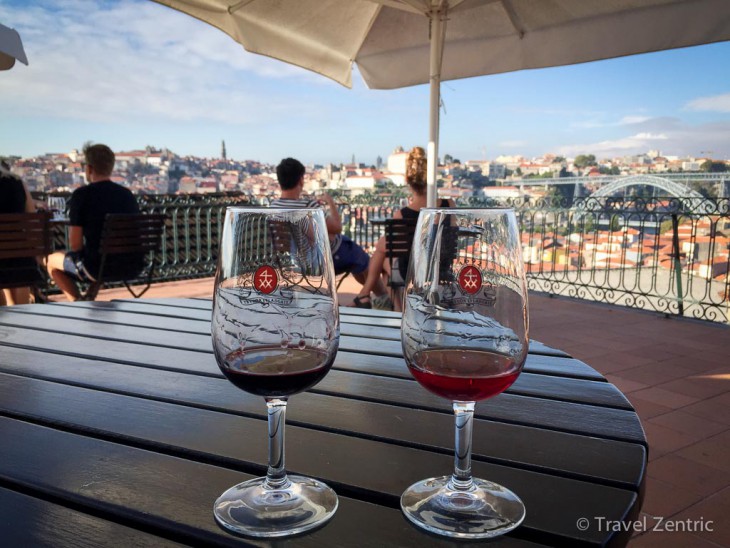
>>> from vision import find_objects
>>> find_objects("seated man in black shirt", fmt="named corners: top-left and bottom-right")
top-left (46, 143), bottom-right (139, 301)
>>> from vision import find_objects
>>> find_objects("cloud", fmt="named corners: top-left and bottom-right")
top-left (617, 115), bottom-right (651, 125)
top-left (685, 93), bottom-right (730, 113)
top-left (558, 133), bottom-right (666, 156)
top-left (0, 0), bottom-right (324, 125)
top-left (557, 118), bottom-right (730, 158)
top-left (571, 114), bottom-right (651, 129)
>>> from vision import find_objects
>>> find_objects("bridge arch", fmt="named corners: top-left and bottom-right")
top-left (591, 175), bottom-right (705, 199)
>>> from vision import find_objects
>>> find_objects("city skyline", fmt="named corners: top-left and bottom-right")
top-left (1, 0), bottom-right (730, 165)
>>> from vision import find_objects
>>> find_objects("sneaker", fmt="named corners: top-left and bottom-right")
top-left (372, 294), bottom-right (394, 311)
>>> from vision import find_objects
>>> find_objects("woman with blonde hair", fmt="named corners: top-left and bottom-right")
top-left (351, 146), bottom-right (453, 310)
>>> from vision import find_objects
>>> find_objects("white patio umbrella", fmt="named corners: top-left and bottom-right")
top-left (152, 0), bottom-right (730, 206)
top-left (0, 22), bottom-right (28, 71)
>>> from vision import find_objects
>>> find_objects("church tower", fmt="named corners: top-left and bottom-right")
top-left (221, 140), bottom-right (227, 161)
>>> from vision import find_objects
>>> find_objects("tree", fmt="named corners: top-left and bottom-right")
top-left (697, 187), bottom-right (718, 198)
top-left (546, 182), bottom-right (574, 205)
top-left (0, 155), bottom-right (20, 166)
top-left (129, 160), bottom-right (157, 177)
top-left (700, 160), bottom-right (728, 173)
top-left (574, 154), bottom-right (597, 168)
top-left (444, 154), bottom-right (453, 164)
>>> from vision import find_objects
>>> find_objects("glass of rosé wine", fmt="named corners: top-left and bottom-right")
top-left (211, 207), bottom-right (339, 538)
top-left (400, 208), bottom-right (529, 539)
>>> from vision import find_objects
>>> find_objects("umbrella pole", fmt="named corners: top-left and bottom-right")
top-left (427, 6), bottom-right (445, 208)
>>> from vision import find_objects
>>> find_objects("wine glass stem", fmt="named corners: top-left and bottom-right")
top-left (264, 397), bottom-right (290, 490)
top-left (450, 401), bottom-right (475, 491)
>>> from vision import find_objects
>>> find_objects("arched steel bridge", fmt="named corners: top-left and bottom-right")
top-left (511, 172), bottom-right (727, 188)
top-left (548, 174), bottom-right (722, 215)
top-left (591, 175), bottom-right (706, 199)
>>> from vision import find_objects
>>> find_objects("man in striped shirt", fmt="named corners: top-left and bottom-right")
top-left (272, 158), bottom-right (379, 294)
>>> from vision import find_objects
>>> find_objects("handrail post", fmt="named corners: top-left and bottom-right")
top-left (671, 214), bottom-right (684, 316)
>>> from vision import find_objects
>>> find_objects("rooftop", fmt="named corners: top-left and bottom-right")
top-left (66, 276), bottom-right (729, 547)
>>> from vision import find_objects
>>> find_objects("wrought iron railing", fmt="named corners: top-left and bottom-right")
top-left (137, 193), bottom-right (253, 280)
top-left (510, 196), bottom-right (730, 323)
top-left (340, 204), bottom-right (401, 252)
top-left (343, 196), bottom-right (730, 323)
top-left (39, 192), bottom-right (253, 282)
top-left (35, 192), bottom-right (729, 323)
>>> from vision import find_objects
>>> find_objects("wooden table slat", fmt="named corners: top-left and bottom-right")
top-left (73, 299), bottom-right (570, 358)
top-left (0, 487), bottom-right (184, 548)
top-left (0, 369), bottom-right (645, 489)
top-left (0, 400), bottom-right (636, 546)
top-left (0, 417), bottom-right (474, 548)
top-left (1, 306), bottom-right (597, 380)
top-left (0, 339), bottom-right (643, 443)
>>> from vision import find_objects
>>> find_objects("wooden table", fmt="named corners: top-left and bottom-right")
top-left (0, 299), bottom-right (646, 547)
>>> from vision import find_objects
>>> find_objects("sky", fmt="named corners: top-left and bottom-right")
top-left (1, 0), bottom-right (729, 166)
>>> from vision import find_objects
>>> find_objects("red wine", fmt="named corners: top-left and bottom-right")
top-left (407, 348), bottom-right (522, 401)
top-left (219, 345), bottom-right (334, 397)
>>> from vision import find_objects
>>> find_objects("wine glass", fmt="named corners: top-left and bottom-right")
top-left (211, 207), bottom-right (339, 538)
top-left (47, 196), bottom-right (66, 220)
top-left (400, 208), bottom-right (529, 539)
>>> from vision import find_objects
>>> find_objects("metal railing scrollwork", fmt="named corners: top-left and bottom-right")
top-left (344, 195), bottom-right (730, 324)
top-left (33, 191), bottom-right (729, 322)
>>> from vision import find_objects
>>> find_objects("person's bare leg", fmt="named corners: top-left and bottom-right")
top-left (371, 276), bottom-right (388, 297)
top-left (367, 238), bottom-right (390, 298)
top-left (392, 288), bottom-right (404, 312)
top-left (355, 238), bottom-right (388, 299)
top-left (377, 261), bottom-right (399, 310)
top-left (2, 287), bottom-right (31, 305)
top-left (46, 251), bottom-right (81, 301)
top-left (352, 270), bottom-right (367, 285)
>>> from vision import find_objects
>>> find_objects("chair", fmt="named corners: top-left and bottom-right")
top-left (81, 213), bottom-right (166, 301)
top-left (383, 217), bottom-right (418, 290)
top-left (0, 212), bottom-right (52, 302)
top-left (264, 215), bottom-right (352, 289)
top-left (335, 270), bottom-right (350, 291)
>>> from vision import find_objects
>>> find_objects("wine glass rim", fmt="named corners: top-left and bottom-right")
top-left (225, 206), bottom-right (321, 213)
top-left (421, 207), bottom-right (515, 213)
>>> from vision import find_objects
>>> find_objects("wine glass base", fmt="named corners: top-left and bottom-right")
top-left (214, 475), bottom-right (338, 538)
top-left (401, 475), bottom-right (525, 539)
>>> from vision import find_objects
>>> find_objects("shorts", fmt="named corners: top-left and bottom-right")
top-left (332, 236), bottom-right (369, 275)
top-left (63, 251), bottom-right (97, 282)
top-left (0, 257), bottom-right (43, 286)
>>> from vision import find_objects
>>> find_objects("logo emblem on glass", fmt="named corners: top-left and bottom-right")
top-left (458, 265), bottom-right (482, 295)
top-left (254, 265), bottom-right (278, 294)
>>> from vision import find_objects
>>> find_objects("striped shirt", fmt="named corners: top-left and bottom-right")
top-left (269, 197), bottom-right (342, 253)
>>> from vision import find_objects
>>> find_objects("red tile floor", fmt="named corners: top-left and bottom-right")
top-left (81, 276), bottom-right (730, 547)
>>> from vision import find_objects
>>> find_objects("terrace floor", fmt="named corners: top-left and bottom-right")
top-left (62, 277), bottom-right (729, 547)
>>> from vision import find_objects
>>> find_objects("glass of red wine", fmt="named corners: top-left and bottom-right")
top-left (211, 207), bottom-right (339, 538)
top-left (400, 208), bottom-right (529, 539)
